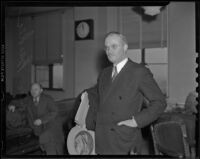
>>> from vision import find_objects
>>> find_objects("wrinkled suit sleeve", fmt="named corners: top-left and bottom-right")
top-left (134, 67), bottom-right (167, 128)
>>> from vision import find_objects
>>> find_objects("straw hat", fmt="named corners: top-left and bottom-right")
top-left (67, 125), bottom-right (95, 155)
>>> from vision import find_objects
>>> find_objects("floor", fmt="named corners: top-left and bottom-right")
top-left (26, 149), bottom-right (45, 155)
top-left (6, 126), bottom-right (154, 155)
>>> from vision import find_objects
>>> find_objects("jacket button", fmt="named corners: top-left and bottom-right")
top-left (119, 96), bottom-right (122, 100)
top-left (111, 112), bottom-right (115, 115)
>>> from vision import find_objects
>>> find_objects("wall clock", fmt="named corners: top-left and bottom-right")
top-left (75, 19), bottom-right (94, 40)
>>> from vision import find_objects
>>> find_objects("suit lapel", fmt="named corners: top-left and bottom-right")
top-left (112, 59), bottom-right (131, 84)
top-left (101, 67), bottom-right (112, 103)
top-left (102, 59), bottom-right (132, 103)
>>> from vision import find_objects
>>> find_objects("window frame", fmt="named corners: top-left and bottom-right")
top-left (127, 47), bottom-right (168, 97)
top-left (143, 48), bottom-right (168, 97)
top-left (32, 63), bottom-right (63, 91)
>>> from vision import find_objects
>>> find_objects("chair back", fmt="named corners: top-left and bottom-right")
top-left (151, 120), bottom-right (190, 158)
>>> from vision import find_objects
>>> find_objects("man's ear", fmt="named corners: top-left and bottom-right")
top-left (124, 44), bottom-right (128, 52)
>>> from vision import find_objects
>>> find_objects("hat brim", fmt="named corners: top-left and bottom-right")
top-left (67, 125), bottom-right (95, 155)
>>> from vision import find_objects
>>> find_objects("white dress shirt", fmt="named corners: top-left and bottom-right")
top-left (112, 58), bottom-right (128, 77)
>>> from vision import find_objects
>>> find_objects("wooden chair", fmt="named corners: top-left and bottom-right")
top-left (151, 120), bottom-right (191, 158)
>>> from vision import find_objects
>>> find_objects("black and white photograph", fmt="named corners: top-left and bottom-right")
top-left (1, 1), bottom-right (199, 158)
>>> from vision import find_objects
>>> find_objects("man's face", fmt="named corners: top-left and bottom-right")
top-left (104, 34), bottom-right (127, 65)
top-left (30, 84), bottom-right (42, 98)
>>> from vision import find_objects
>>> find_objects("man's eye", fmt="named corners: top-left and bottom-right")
top-left (112, 45), bottom-right (118, 49)
top-left (105, 45), bottom-right (119, 51)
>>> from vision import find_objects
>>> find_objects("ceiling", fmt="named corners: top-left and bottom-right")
top-left (5, 7), bottom-right (70, 17)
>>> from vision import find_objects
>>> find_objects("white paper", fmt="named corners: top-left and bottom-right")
top-left (75, 92), bottom-right (90, 127)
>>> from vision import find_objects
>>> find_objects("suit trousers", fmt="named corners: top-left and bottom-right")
top-left (39, 130), bottom-right (64, 155)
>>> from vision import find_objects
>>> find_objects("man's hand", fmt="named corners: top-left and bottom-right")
top-left (117, 117), bottom-right (138, 127)
top-left (8, 105), bottom-right (15, 112)
top-left (34, 119), bottom-right (42, 126)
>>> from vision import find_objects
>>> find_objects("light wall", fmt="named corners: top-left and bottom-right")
top-left (45, 8), bottom-right (75, 101)
top-left (74, 7), bottom-right (107, 96)
top-left (168, 2), bottom-right (197, 105)
top-left (6, 4), bottom-right (197, 103)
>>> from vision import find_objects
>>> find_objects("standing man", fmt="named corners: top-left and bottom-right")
top-left (86, 32), bottom-right (166, 154)
top-left (8, 83), bottom-right (64, 155)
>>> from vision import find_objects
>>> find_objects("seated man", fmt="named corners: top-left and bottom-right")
top-left (8, 83), bottom-right (64, 155)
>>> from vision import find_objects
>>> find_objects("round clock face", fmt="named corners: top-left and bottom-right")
top-left (76, 22), bottom-right (90, 39)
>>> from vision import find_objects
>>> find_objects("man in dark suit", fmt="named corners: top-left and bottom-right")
top-left (86, 32), bottom-right (167, 155)
top-left (8, 83), bottom-right (64, 155)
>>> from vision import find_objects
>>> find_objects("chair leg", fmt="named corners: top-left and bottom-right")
top-left (190, 147), bottom-right (196, 158)
top-left (150, 125), bottom-right (160, 155)
top-left (180, 124), bottom-right (191, 157)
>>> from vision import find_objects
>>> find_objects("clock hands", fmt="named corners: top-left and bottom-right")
top-left (75, 20), bottom-right (93, 40)
top-left (81, 23), bottom-right (84, 30)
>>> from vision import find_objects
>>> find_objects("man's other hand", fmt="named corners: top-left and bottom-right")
top-left (117, 116), bottom-right (138, 127)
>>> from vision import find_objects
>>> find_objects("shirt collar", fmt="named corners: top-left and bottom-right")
top-left (33, 96), bottom-right (40, 102)
top-left (114, 58), bottom-right (128, 74)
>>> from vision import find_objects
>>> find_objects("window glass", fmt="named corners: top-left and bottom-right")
top-left (145, 48), bottom-right (168, 63)
top-left (145, 47), bottom-right (168, 96)
top-left (53, 63), bottom-right (63, 89)
top-left (127, 47), bottom-right (168, 96)
top-left (31, 63), bottom-right (63, 90)
top-left (127, 49), bottom-right (141, 63)
top-left (35, 65), bottom-right (49, 88)
top-left (146, 64), bottom-right (168, 96)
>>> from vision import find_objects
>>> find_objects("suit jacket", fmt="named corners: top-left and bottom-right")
top-left (86, 59), bottom-right (166, 154)
top-left (12, 93), bottom-right (64, 144)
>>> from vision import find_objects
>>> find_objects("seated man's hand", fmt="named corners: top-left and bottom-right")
top-left (117, 116), bottom-right (138, 127)
top-left (8, 105), bottom-right (15, 112)
top-left (34, 119), bottom-right (42, 126)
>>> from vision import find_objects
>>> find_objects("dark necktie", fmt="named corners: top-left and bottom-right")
top-left (112, 66), bottom-right (118, 81)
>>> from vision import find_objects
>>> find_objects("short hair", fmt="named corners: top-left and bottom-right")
top-left (104, 31), bottom-right (128, 45)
